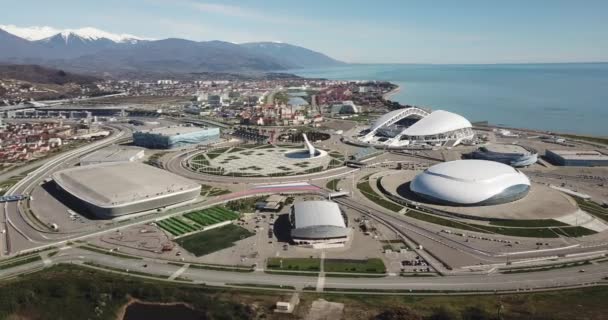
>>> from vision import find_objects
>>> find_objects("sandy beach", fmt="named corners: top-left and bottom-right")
top-left (382, 85), bottom-right (401, 100)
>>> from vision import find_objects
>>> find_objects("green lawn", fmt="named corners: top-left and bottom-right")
top-left (176, 224), bottom-right (254, 256)
top-left (0, 179), bottom-right (19, 196)
top-left (0, 254), bottom-right (41, 270)
top-left (326, 179), bottom-right (340, 191)
top-left (357, 180), bottom-right (403, 212)
top-left (574, 196), bottom-right (608, 221)
top-left (324, 258), bottom-right (386, 274)
top-left (266, 258), bottom-right (321, 271)
top-left (489, 219), bottom-right (569, 227)
top-left (405, 210), bottom-right (596, 238)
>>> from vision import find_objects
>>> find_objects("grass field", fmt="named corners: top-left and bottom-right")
top-left (157, 206), bottom-right (240, 237)
top-left (0, 254), bottom-right (41, 270)
top-left (324, 258), bottom-right (386, 274)
top-left (0, 178), bottom-right (19, 196)
top-left (156, 217), bottom-right (201, 236)
top-left (176, 224), bottom-right (254, 256)
top-left (405, 209), bottom-right (597, 238)
top-left (574, 196), bottom-right (608, 221)
top-left (489, 219), bottom-right (569, 227)
top-left (357, 180), bottom-right (404, 212)
top-left (326, 178), bottom-right (340, 191)
top-left (266, 258), bottom-right (321, 271)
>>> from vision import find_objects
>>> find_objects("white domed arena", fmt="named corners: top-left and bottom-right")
top-left (410, 160), bottom-right (531, 206)
top-left (358, 107), bottom-right (474, 148)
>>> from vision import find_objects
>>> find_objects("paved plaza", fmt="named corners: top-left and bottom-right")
top-left (189, 144), bottom-right (344, 177)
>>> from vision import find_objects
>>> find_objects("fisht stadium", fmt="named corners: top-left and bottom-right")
top-left (358, 107), bottom-right (474, 148)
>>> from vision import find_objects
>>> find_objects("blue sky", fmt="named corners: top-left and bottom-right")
top-left (2, 0), bottom-right (607, 63)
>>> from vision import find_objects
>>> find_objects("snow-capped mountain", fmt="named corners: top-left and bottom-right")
top-left (0, 25), bottom-right (146, 43)
top-left (34, 32), bottom-right (121, 58)
top-left (0, 25), bottom-right (344, 76)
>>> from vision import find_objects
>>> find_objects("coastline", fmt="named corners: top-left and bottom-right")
top-left (382, 85), bottom-right (401, 100)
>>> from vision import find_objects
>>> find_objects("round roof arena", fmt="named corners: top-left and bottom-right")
top-left (290, 201), bottom-right (349, 240)
top-left (410, 160), bottom-right (530, 206)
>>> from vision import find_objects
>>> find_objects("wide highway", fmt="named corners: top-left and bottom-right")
top-left (0, 246), bottom-right (606, 294)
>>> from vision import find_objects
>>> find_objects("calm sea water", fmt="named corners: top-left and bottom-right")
top-left (288, 63), bottom-right (608, 136)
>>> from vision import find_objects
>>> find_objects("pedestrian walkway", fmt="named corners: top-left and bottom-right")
top-left (316, 251), bottom-right (326, 292)
top-left (168, 263), bottom-right (190, 280)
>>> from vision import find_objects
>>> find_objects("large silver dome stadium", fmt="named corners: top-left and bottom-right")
top-left (410, 160), bottom-right (531, 206)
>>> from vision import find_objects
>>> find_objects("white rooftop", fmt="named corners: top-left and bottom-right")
top-left (52, 162), bottom-right (200, 207)
top-left (549, 149), bottom-right (608, 160)
top-left (292, 201), bottom-right (345, 229)
top-left (401, 110), bottom-right (472, 136)
top-left (425, 159), bottom-right (523, 183)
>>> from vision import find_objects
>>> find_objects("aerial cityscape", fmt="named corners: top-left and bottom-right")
top-left (1, 1), bottom-right (608, 320)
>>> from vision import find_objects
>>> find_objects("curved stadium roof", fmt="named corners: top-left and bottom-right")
top-left (410, 160), bottom-right (530, 206)
top-left (400, 110), bottom-right (472, 136)
top-left (291, 201), bottom-right (348, 239)
top-left (292, 201), bottom-right (345, 229)
top-left (370, 107), bottom-right (430, 132)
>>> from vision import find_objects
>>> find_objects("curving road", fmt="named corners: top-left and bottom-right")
top-left (1, 124), bottom-right (133, 255)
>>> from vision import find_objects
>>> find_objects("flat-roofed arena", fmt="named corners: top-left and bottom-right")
top-left (52, 162), bottom-right (201, 218)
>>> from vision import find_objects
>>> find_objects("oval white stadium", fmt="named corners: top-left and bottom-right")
top-left (410, 160), bottom-right (530, 206)
top-left (52, 162), bottom-right (201, 218)
top-left (360, 107), bottom-right (474, 148)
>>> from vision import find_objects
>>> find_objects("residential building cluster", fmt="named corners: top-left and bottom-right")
top-left (0, 121), bottom-right (105, 167)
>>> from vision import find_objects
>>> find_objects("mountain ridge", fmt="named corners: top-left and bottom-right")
top-left (0, 26), bottom-right (344, 76)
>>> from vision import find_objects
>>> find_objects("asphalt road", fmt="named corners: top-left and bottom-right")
top-left (1, 247), bottom-right (607, 294)
top-left (1, 124), bottom-right (131, 255)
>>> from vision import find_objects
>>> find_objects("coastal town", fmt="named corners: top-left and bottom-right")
top-left (2, 77), bottom-right (401, 128)
top-left (1, 1), bottom-right (608, 319)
